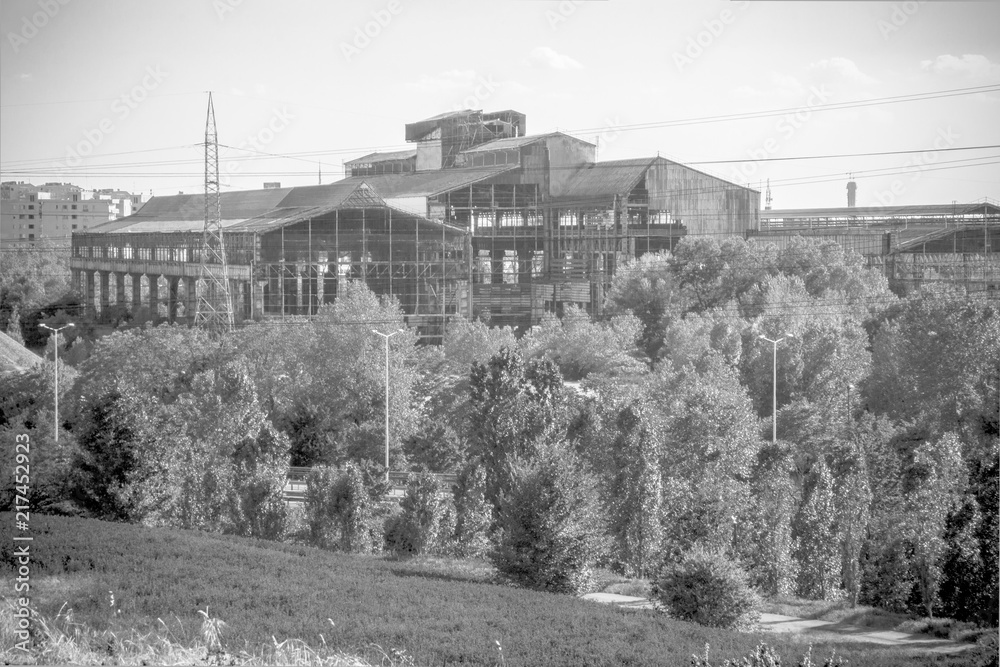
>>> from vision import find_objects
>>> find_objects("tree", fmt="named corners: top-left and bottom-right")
top-left (491, 439), bottom-right (604, 594)
top-left (451, 463), bottom-right (492, 559)
top-left (605, 401), bottom-right (662, 578)
top-left (836, 454), bottom-right (872, 607)
top-left (304, 462), bottom-right (382, 554)
top-left (901, 432), bottom-right (964, 617)
top-left (290, 281), bottom-right (421, 469)
top-left (671, 237), bottom-right (776, 315)
top-left (386, 471), bottom-right (456, 557)
top-left (5, 303), bottom-right (24, 345)
top-left (645, 354), bottom-right (762, 562)
top-left (468, 346), bottom-right (564, 513)
top-left (793, 459), bottom-right (841, 600)
top-left (603, 251), bottom-right (683, 360)
top-left (0, 240), bottom-right (72, 339)
top-left (520, 306), bottom-right (646, 381)
top-left (735, 444), bottom-right (798, 597)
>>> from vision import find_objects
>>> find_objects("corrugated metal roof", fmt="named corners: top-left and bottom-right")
top-left (550, 158), bottom-right (655, 204)
top-left (336, 165), bottom-right (518, 198)
top-left (344, 149), bottom-right (417, 165)
top-left (762, 203), bottom-right (1000, 219)
top-left (459, 132), bottom-right (592, 154)
top-left (79, 181), bottom-right (466, 237)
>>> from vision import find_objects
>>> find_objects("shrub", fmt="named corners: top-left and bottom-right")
top-left (651, 547), bottom-right (761, 631)
top-left (491, 440), bottom-right (603, 594)
top-left (304, 463), bottom-right (382, 553)
top-left (452, 464), bottom-right (492, 559)
top-left (385, 472), bottom-right (456, 557)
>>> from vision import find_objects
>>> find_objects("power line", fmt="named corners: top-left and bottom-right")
top-left (3, 84), bottom-right (996, 175)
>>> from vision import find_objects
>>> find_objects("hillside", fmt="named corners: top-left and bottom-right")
top-left (1, 514), bottom-right (981, 667)
top-left (0, 330), bottom-right (41, 374)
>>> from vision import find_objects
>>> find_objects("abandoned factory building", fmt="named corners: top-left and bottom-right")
top-left (70, 109), bottom-right (760, 335)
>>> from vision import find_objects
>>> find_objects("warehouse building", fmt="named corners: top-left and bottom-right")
top-left (70, 108), bottom-right (760, 334)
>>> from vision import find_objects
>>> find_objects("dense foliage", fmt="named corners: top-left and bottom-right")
top-left (2, 513), bottom-right (955, 667)
top-left (2, 237), bottom-right (997, 631)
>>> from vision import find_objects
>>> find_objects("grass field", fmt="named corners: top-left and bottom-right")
top-left (0, 513), bottom-right (992, 666)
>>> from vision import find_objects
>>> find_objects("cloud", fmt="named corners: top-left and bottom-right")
top-left (18, 73), bottom-right (32, 81)
top-left (528, 46), bottom-right (583, 70)
top-left (808, 57), bottom-right (878, 86)
top-left (920, 54), bottom-right (1000, 79)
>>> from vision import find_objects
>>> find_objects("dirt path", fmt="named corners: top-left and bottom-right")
top-left (580, 593), bottom-right (971, 654)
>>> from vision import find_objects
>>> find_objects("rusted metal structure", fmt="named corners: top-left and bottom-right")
top-left (70, 108), bottom-right (761, 334)
top-left (196, 92), bottom-right (234, 331)
top-left (753, 200), bottom-right (999, 294)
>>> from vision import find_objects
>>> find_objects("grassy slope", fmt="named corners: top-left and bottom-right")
top-left (0, 513), bottom-right (979, 667)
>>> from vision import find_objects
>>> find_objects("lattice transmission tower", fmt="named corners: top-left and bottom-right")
top-left (195, 92), bottom-right (234, 331)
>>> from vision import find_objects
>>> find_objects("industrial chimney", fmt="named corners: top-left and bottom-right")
top-left (847, 179), bottom-right (857, 207)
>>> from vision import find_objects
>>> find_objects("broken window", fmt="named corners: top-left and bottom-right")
top-left (502, 250), bottom-right (518, 284)
top-left (476, 250), bottom-right (492, 284)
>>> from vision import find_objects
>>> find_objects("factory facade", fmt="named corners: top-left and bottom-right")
top-left (69, 109), bottom-right (760, 335)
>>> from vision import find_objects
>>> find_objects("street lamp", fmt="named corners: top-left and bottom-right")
top-left (39, 323), bottom-right (74, 443)
top-left (372, 328), bottom-right (403, 483)
top-left (759, 333), bottom-right (794, 444)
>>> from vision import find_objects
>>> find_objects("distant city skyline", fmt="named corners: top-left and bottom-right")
top-left (1, 0), bottom-right (998, 209)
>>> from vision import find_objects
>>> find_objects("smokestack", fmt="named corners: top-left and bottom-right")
top-left (847, 180), bottom-right (857, 207)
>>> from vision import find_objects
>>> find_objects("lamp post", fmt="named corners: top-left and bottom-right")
top-left (39, 323), bottom-right (74, 443)
top-left (759, 333), bottom-right (793, 444)
top-left (372, 328), bottom-right (403, 483)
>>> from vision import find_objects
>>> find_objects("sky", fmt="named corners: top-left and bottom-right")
top-left (1, 0), bottom-right (998, 210)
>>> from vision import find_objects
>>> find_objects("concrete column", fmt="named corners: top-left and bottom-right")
top-left (230, 280), bottom-right (242, 321)
top-left (98, 271), bottom-right (110, 319)
top-left (71, 269), bottom-right (81, 296)
top-left (254, 281), bottom-right (266, 318)
top-left (148, 275), bottom-right (159, 318)
top-left (131, 274), bottom-right (143, 312)
top-left (84, 270), bottom-right (96, 318)
top-left (295, 263), bottom-right (304, 314)
top-left (115, 272), bottom-right (126, 309)
top-left (168, 277), bottom-right (180, 322)
top-left (185, 278), bottom-right (199, 322)
top-left (315, 265), bottom-right (324, 311)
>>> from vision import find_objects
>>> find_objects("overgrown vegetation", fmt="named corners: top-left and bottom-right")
top-left (1, 513), bottom-right (971, 667)
top-left (2, 236), bottom-right (997, 652)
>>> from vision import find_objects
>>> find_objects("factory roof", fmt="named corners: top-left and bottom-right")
top-left (549, 158), bottom-right (656, 204)
top-left (344, 149), bottom-right (417, 165)
top-left (762, 202), bottom-right (1000, 220)
top-left (459, 132), bottom-right (592, 154)
top-left (335, 164), bottom-right (518, 198)
top-left (80, 181), bottom-right (466, 236)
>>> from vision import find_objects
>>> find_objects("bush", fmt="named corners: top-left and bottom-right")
top-left (452, 464), bottom-right (492, 559)
top-left (385, 472), bottom-right (456, 557)
top-left (491, 440), bottom-right (603, 595)
top-left (651, 547), bottom-right (761, 631)
top-left (304, 463), bottom-right (382, 553)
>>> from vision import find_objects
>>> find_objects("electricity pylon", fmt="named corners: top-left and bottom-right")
top-left (195, 92), bottom-right (234, 331)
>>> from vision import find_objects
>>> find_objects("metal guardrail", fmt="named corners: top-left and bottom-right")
top-left (283, 467), bottom-right (458, 503)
